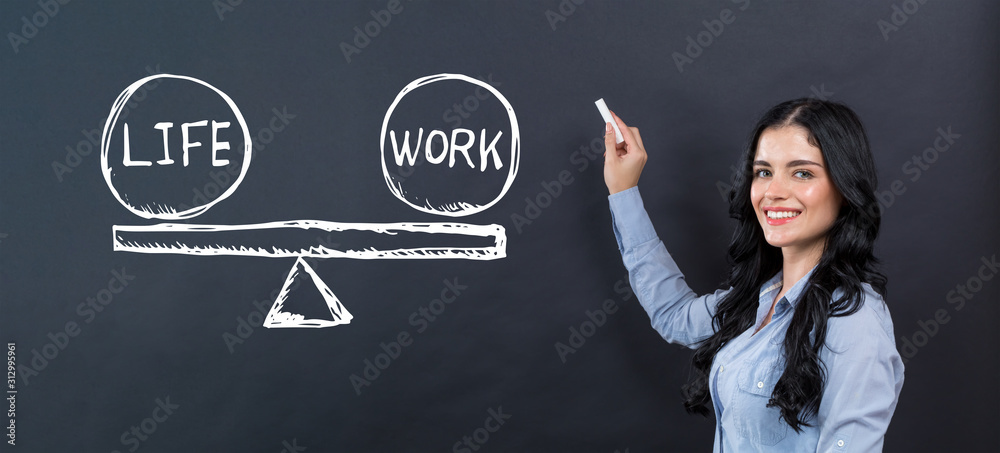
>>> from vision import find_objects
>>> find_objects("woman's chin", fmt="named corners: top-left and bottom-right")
top-left (762, 233), bottom-right (794, 249)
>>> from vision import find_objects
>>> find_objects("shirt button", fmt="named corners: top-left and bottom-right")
top-left (757, 381), bottom-right (764, 389)
top-left (719, 365), bottom-right (724, 372)
top-left (837, 439), bottom-right (845, 447)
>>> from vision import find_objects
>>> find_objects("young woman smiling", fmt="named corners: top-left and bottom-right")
top-left (604, 99), bottom-right (904, 452)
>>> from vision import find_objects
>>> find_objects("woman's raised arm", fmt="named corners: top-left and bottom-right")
top-left (604, 114), bottom-right (729, 348)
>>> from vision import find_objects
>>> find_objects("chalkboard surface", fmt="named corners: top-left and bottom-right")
top-left (1, 1), bottom-right (998, 452)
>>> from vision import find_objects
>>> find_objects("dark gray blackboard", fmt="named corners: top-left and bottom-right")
top-left (1, 1), bottom-right (998, 452)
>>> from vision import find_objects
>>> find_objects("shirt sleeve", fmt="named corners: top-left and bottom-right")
top-left (814, 290), bottom-right (905, 453)
top-left (608, 186), bottom-right (729, 349)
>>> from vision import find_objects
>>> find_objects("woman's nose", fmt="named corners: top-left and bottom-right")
top-left (764, 174), bottom-right (789, 201)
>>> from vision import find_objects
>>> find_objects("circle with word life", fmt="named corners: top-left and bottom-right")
top-left (380, 74), bottom-right (519, 217)
top-left (101, 74), bottom-right (252, 219)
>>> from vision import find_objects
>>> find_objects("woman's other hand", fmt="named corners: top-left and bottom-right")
top-left (603, 111), bottom-right (647, 194)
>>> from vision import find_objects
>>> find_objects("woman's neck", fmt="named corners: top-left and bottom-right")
top-left (780, 241), bottom-right (824, 289)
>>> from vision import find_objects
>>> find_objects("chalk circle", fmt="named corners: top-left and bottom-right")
top-left (380, 73), bottom-right (520, 217)
top-left (101, 74), bottom-right (252, 220)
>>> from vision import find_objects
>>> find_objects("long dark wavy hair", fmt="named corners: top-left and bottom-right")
top-left (681, 98), bottom-right (888, 431)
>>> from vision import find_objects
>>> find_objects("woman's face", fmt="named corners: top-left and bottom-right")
top-left (750, 126), bottom-right (843, 258)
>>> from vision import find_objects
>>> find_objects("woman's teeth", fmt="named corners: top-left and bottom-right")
top-left (767, 210), bottom-right (800, 219)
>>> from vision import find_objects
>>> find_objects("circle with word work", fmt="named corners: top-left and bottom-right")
top-left (101, 74), bottom-right (252, 219)
top-left (380, 74), bottom-right (519, 217)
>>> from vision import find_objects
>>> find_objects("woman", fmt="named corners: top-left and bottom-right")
top-left (603, 99), bottom-right (904, 452)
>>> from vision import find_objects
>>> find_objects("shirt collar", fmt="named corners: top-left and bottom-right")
top-left (758, 264), bottom-right (819, 309)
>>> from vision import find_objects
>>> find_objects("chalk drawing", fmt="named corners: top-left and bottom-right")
top-left (112, 221), bottom-right (506, 259)
top-left (267, 257), bottom-right (352, 328)
top-left (101, 74), bottom-right (252, 220)
top-left (101, 73), bottom-right (517, 328)
top-left (380, 73), bottom-right (520, 217)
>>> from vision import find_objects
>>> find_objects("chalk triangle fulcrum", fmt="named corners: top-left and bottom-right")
top-left (265, 257), bottom-right (353, 328)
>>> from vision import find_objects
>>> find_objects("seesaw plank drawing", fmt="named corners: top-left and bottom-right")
top-left (113, 221), bottom-right (507, 259)
top-left (100, 73), bottom-right (519, 328)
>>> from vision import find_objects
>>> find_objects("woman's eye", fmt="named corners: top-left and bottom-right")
top-left (794, 170), bottom-right (813, 179)
top-left (753, 169), bottom-right (771, 178)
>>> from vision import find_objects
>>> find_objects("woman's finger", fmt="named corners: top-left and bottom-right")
top-left (603, 122), bottom-right (618, 166)
top-left (610, 110), bottom-right (642, 154)
top-left (630, 127), bottom-right (645, 150)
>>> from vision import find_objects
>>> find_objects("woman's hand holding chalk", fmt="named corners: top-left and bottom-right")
top-left (602, 109), bottom-right (647, 195)
top-left (595, 98), bottom-right (624, 144)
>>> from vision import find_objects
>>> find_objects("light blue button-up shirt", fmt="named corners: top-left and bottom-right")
top-left (609, 187), bottom-right (904, 452)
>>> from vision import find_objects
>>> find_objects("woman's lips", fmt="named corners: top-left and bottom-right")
top-left (764, 208), bottom-right (801, 225)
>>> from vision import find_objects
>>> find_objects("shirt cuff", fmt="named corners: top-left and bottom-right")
top-left (608, 186), bottom-right (659, 251)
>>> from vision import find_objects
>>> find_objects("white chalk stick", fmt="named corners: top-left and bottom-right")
top-left (595, 98), bottom-right (624, 144)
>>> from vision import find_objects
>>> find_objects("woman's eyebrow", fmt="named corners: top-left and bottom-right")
top-left (752, 159), bottom-right (824, 168)
top-left (788, 159), bottom-right (824, 168)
